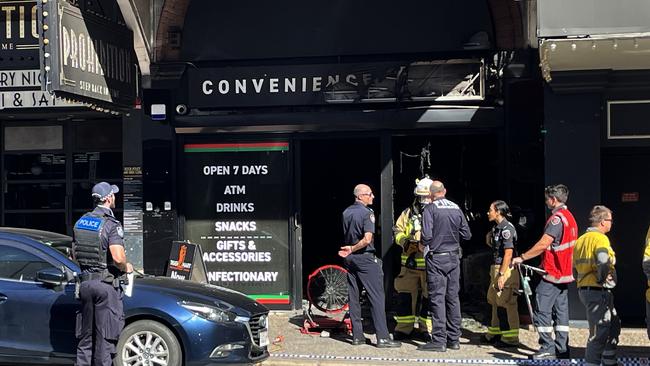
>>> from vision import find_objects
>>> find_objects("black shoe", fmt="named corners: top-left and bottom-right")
top-left (530, 351), bottom-right (557, 360)
top-left (376, 338), bottom-right (402, 348)
top-left (393, 331), bottom-right (411, 340)
top-left (480, 334), bottom-right (499, 344)
top-left (414, 331), bottom-right (432, 342)
top-left (446, 341), bottom-right (460, 350)
top-left (351, 338), bottom-right (367, 346)
top-left (556, 351), bottom-right (570, 359)
top-left (417, 342), bottom-right (447, 352)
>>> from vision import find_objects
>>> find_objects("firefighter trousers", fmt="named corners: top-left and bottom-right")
top-left (578, 288), bottom-right (620, 366)
top-left (534, 280), bottom-right (570, 355)
top-left (485, 265), bottom-right (520, 344)
top-left (394, 267), bottom-right (429, 334)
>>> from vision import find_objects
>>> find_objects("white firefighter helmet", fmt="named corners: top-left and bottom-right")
top-left (414, 177), bottom-right (434, 196)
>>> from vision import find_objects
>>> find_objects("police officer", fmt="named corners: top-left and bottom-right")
top-left (482, 200), bottom-right (520, 347)
top-left (393, 178), bottom-right (433, 340)
top-left (512, 184), bottom-right (578, 360)
top-left (73, 182), bottom-right (132, 366)
top-left (642, 228), bottom-right (650, 339)
top-left (573, 205), bottom-right (619, 366)
top-left (339, 184), bottom-right (401, 348)
top-left (418, 180), bottom-right (472, 352)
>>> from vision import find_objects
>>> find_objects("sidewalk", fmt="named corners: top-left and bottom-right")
top-left (263, 311), bottom-right (650, 365)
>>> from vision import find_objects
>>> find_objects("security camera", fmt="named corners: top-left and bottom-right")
top-left (175, 104), bottom-right (188, 115)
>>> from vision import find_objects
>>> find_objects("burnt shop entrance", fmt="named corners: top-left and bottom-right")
top-left (298, 129), bottom-right (509, 313)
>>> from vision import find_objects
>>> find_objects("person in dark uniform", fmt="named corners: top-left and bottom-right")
top-left (481, 200), bottom-right (520, 347)
top-left (73, 182), bottom-right (133, 366)
top-left (418, 180), bottom-right (472, 352)
top-left (339, 184), bottom-right (401, 348)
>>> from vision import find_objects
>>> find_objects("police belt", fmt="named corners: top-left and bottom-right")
top-left (578, 286), bottom-right (610, 292)
top-left (427, 249), bottom-right (460, 256)
top-left (79, 272), bottom-right (105, 282)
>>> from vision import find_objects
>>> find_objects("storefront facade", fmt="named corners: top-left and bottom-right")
top-left (142, 0), bottom-right (545, 309)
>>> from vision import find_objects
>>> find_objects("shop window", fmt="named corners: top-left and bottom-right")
top-left (0, 244), bottom-right (53, 281)
top-left (4, 183), bottom-right (66, 210)
top-left (72, 152), bottom-right (122, 180)
top-left (4, 126), bottom-right (63, 151)
top-left (73, 121), bottom-right (122, 151)
top-left (4, 153), bottom-right (66, 181)
top-left (607, 100), bottom-right (650, 139)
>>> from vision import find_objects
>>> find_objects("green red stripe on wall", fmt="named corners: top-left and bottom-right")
top-left (184, 142), bottom-right (289, 153)
top-left (248, 294), bottom-right (291, 305)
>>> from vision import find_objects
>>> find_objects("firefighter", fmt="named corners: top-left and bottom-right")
top-left (393, 177), bottom-right (433, 340)
top-left (512, 184), bottom-right (578, 360)
top-left (573, 205), bottom-right (619, 366)
top-left (482, 200), bottom-right (520, 347)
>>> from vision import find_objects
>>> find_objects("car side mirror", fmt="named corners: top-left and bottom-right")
top-left (36, 267), bottom-right (66, 286)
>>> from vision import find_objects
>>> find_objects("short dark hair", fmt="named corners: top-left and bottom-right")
top-left (491, 200), bottom-right (512, 219)
top-left (544, 184), bottom-right (569, 203)
top-left (588, 205), bottom-right (612, 226)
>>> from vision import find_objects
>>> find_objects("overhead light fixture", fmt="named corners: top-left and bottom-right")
top-left (613, 39), bottom-right (618, 50)
top-left (592, 41), bottom-right (597, 50)
top-left (550, 43), bottom-right (557, 52)
top-left (634, 38), bottom-right (639, 49)
top-left (571, 43), bottom-right (577, 51)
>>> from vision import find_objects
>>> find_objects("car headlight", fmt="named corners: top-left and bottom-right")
top-left (180, 301), bottom-right (237, 322)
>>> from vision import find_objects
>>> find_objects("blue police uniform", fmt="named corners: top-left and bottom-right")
top-left (342, 202), bottom-right (391, 343)
top-left (74, 205), bottom-right (125, 366)
top-left (420, 198), bottom-right (471, 349)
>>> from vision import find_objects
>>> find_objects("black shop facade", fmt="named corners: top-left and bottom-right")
top-left (143, 57), bottom-right (544, 311)
top-left (142, 0), bottom-right (543, 310)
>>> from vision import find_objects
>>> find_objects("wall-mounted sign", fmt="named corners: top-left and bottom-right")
top-left (187, 60), bottom-right (484, 109)
top-left (183, 142), bottom-right (291, 307)
top-left (0, 1), bottom-right (39, 70)
top-left (0, 69), bottom-right (81, 108)
top-left (39, 0), bottom-right (137, 108)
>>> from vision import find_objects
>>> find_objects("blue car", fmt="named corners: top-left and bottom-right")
top-left (0, 229), bottom-right (270, 365)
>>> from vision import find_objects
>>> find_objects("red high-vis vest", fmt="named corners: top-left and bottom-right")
top-left (542, 206), bottom-right (578, 284)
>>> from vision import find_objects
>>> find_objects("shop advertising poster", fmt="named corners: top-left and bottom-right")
top-left (183, 142), bottom-right (291, 306)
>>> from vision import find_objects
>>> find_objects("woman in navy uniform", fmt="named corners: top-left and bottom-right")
top-left (339, 184), bottom-right (401, 348)
top-left (482, 200), bottom-right (520, 347)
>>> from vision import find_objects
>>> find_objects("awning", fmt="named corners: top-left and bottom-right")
top-left (539, 33), bottom-right (650, 81)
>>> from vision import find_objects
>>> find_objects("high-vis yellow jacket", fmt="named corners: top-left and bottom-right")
top-left (573, 229), bottom-right (616, 288)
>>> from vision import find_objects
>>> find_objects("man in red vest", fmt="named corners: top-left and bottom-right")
top-left (512, 184), bottom-right (578, 360)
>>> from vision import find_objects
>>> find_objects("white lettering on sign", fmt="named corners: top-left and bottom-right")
top-left (203, 251), bottom-right (272, 263)
top-left (203, 165), bottom-right (230, 175)
top-left (207, 271), bottom-right (278, 282)
top-left (170, 271), bottom-right (185, 280)
top-left (223, 185), bottom-right (245, 194)
top-left (216, 202), bottom-right (254, 213)
top-left (214, 221), bottom-right (257, 232)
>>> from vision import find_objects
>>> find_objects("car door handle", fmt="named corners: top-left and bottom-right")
top-left (0, 295), bottom-right (7, 304)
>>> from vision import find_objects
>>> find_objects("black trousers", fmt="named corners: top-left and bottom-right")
top-left (76, 279), bottom-right (124, 366)
top-left (425, 252), bottom-right (461, 346)
top-left (344, 253), bottom-right (389, 340)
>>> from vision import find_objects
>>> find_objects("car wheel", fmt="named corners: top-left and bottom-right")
top-left (115, 320), bottom-right (182, 366)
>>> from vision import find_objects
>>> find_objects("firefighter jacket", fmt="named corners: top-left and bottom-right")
top-left (573, 228), bottom-right (616, 288)
top-left (541, 206), bottom-right (578, 284)
top-left (394, 205), bottom-right (425, 270)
